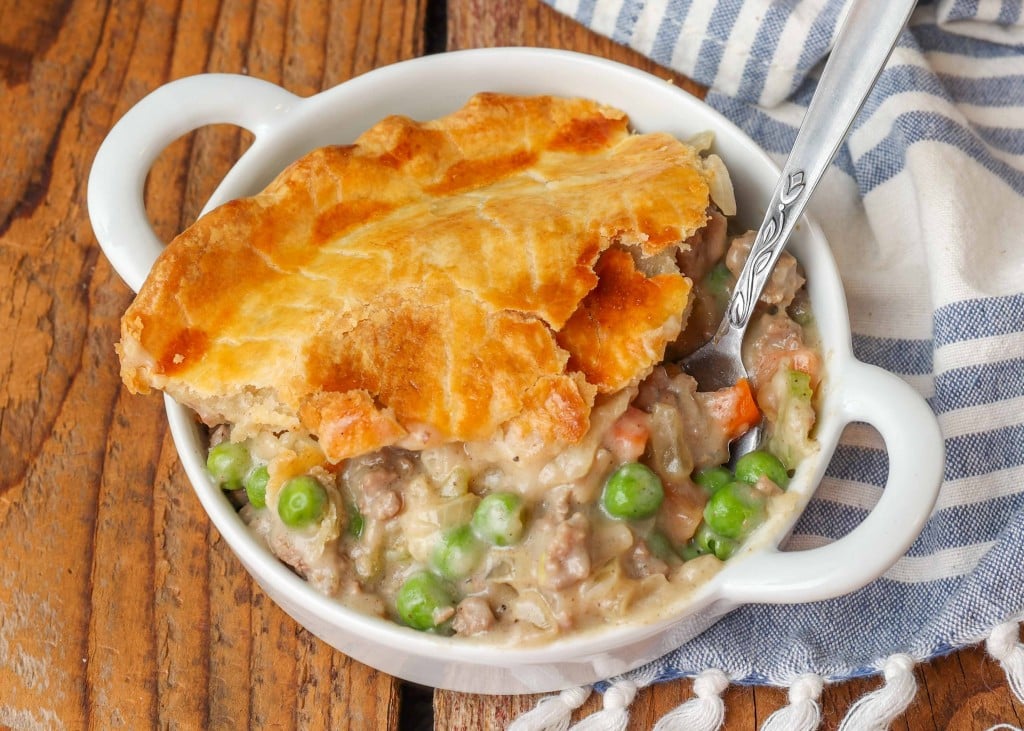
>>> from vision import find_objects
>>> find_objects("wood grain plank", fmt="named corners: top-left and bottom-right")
top-left (0, 296), bottom-right (122, 731)
top-left (0, 0), bottom-right (94, 228)
top-left (923, 643), bottom-right (1024, 730)
top-left (82, 1), bottom-right (206, 725)
top-left (239, 574), bottom-right (297, 729)
top-left (0, 261), bottom-right (126, 730)
top-left (0, 0), bottom-right (412, 728)
top-left (0, 0), bottom-right (111, 511)
top-left (434, 691), bottom-right (582, 729)
top-left (140, 6), bottom-right (225, 725)
top-left (82, 3), bottom-right (203, 727)
top-left (153, 445), bottom-right (215, 731)
top-left (204, 521), bottom-right (252, 730)
top-left (247, 0), bottom-right (288, 84)
top-left (624, 679), bottom-right (692, 730)
top-left (85, 391), bottom-right (165, 728)
top-left (0, 0), bottom-right (141, 726)
top-left (170, 0), bottom-right (253, 226)
top-left (295, 628), bottom-right (337, 728)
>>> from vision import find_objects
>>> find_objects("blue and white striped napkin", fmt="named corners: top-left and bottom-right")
top-left (530, 0), bottom-right (1024, 726)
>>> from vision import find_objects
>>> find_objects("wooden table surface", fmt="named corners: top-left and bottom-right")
top-left (2, 1), bottom-right (1022, 728)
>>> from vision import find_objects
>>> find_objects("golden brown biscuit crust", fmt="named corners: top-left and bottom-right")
top-left (118, 93), bottom-right (715, 462)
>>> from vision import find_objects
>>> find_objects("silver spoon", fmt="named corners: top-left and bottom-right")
top-left (682, 0), bottom-right (917, 459)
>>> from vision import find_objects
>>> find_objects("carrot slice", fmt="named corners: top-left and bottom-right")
top-left (731, 378), bottom-right (762, 438)
top-left (604, 406), bottom-right (651, 462)
top-left (705, 378), bottom-right (762, 440)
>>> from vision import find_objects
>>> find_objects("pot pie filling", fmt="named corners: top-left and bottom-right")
top-left (116, 93), bottom-right (821, 642)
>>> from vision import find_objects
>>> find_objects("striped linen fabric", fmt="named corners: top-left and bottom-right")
top-left (543, 0), bottom-right (1024, 688)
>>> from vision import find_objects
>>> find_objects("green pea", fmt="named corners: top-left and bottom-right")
top-left (704, 262), bottom-right (734, 305)
top-left (602, 462), bottom-right (664, 520)
top-left (277, 475), bottom-right (327, 528)
top-left (471, 493), bottom-right (526, 546)
top-left (691, 522), bottom-right (739, 560)
top-left (693, 466), bottom-right (733, 495)
top-left (432, 525), bottom-right (483, 579)
top-left (678, 542), bottom-right (704, 562)
top-left (396, 571), bottom-right (454, 632)
top-left (787, 294), bottom-right (814, 326)
top-left (645, 531), bottom-right (676, 563)
top-left (734, 450), bottom-right (790, 489)
top-left (243, 465), bottom-right (269, 508)
top-left (207, 441), bottom-right (251, 490)
top-left (703, 481), bottom-right (767, 540)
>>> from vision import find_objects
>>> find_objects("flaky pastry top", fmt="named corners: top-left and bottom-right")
top-left (118, 93), bottom-right (720, 462)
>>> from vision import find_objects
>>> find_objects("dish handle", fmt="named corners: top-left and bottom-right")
top-left (718, 361), bottom-right (944, 604)
top-left (87, 74), bottom-right (300, 293)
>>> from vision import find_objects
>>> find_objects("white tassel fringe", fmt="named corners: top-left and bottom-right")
top-left (651, 668), bottom-right (730, 731)
top-left (760, 673), bottom-right (825, 731)
top-left (508, 686), bottom-right (592, 731)
top-left (986, 621), bottom-right (1024, 702)
top-left (567, 680), bottom-right (638, 731)
top-left (511, 620), bottom-right (1023, 731)
top-left (837, 654), bottom-right (917, 731)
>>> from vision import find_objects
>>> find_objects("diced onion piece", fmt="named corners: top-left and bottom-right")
top-left (687, 131), bottom-right (715, 152)
top-left (704, 153), bottom-right (737, 216)
top-left (646, 402), bottom-right (694, 488)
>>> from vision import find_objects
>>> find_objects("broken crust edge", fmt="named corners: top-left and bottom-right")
top-left (119, 316), bottom-right (307, 438)
top-left (300, 368), bottom-right (601, 465)
top-left (118, 303), bottom-right (605, 462)
top-left (119, 311), bottom-right (631, 466)
top-left (117, 269), bottom-right (684, 466)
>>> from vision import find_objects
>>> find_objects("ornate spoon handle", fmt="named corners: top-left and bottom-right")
top-left (725, 0), bottom-right (916, 333)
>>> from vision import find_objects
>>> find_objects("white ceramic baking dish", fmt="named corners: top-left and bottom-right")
top-left (88, 48), bottom-right (943, 694)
